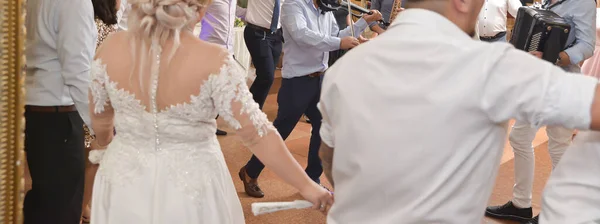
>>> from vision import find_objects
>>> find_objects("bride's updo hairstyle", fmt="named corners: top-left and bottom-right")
top-left (128, 0), bottom-right (209, 45)
top-left (125, 0), bottom-right (211, 92)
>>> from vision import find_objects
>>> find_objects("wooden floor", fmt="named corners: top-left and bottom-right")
top-left (214, 69), bottom-right (554, 224)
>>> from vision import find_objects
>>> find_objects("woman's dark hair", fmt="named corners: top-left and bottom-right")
top-left (93, 0), bottom-right (119, 25)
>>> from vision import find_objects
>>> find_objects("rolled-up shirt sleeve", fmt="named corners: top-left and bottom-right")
top-left (481, 47), bottom-right (598, 130)
top-left (57, 0), bottom-right (97, 130)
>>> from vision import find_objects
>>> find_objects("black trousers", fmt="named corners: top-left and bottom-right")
top-left (23, 109), bottom-right (85, 224)
top-left (244, 25), bottom-right (283, 109)
top-left (328, 49), bottom-right (347, 66)
top-left (245, 75), bottom-right (324, 182)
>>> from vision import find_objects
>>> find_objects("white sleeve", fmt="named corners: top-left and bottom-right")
top-left (57, 0), bottom-right (97, 129)
top-left (318, 74), bottom-right (337, 148)
top-left (481, 47), bottom-right (598, 130)
top-left (540, 131), bottom-right (600, 223)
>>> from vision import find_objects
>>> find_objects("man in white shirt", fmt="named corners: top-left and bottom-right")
top-left (241, 0), bottom-right (283, 111)
top-left (318, 2), bottom-right (600, 224)
top-left (477, 0), bottom-right (522, 42)
top-left (24, 0), bottom-right (96, 223)
top-left (238, 0), bottom-right (285, 198)
top-left (199, 0), bottom-right (247, 136)
top-left (485, 1), bottom-right (596, 222)
top-left (539, 131), bottom-right (600, 223)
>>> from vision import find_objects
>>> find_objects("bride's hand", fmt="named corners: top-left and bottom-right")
top-left (299, 182), bottom-right (334, 214)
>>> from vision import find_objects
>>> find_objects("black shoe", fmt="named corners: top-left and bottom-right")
top-left (216, 129), bottom-right (227, 136)
top-left (485, 201), bottom-right (532, 222)
top-left (522, 215), bottom-right (539, 224)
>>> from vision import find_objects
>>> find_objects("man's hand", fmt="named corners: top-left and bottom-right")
top-left (363, 10), bottom-right (383, 24)
top-left (529, 51), bottom-right (543, 59)
top-left (556, 51), bottom-right (571, 67)
top-left (396, 7), bottom-right (405, 13)
top-left (358, 35), bottom-right (369, 43)
top-left (340, 36), bottom-right (360, 50)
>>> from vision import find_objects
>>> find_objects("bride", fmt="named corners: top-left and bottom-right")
top-left (86, 0), bottom-right (334, 222)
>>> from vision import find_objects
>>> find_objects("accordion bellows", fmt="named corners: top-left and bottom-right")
top-left (509, 7), bottom-right (571, 63)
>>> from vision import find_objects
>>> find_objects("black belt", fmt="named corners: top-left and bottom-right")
top-left (247, 23), bottom-right (278, 34)
top-left (480, 32), bottom-right (507, 40)
top-left (308, 72), bottom-right (324, 78)
top-left (26, 105), bottom-right (77, 113)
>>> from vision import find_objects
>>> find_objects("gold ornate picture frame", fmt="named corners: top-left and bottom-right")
top-left (0, 0), bottom-right (26, 223)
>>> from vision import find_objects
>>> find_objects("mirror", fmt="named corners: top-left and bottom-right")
top-left (0, 0), bottom-right (26, 223)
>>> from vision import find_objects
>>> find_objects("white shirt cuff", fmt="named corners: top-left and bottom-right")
top-left (538, 74), bottom-right (598, 130)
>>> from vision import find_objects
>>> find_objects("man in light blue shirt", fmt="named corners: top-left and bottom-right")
top-left (486, 0), bottom-right (596, 223)
top-left (240, 0), bottom-right (382, 190)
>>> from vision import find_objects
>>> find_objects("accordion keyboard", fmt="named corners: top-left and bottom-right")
top-left (528, 32), bottom-right (542, 52)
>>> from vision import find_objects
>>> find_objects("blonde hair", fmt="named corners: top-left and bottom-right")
top-left (126, 0), bottom-right (211, 93)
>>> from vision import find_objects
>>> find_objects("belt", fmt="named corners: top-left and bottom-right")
top-left (26, 105), bottom-right (77, 113)
top-left (247, 23), bottom-right (278, 34)
top-left (308, 72), bottom-right (324, 78)
top-left (480, 31), bottom-right (506, 40)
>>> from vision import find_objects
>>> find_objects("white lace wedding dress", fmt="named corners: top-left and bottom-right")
top-left (88, 43), bottom-right (273, 223)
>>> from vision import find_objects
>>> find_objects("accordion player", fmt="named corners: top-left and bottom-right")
top-left (509, 7), bottom-right (571, 63)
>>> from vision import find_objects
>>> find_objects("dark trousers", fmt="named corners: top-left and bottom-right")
top-left (244, 25), bottom-right (283, 109)
top-left (245, 75), bottom-right (324, 182)
top-left (328, 49), bottom-right (347, 66)
top-left (23, 109), bottom-right (85, 224)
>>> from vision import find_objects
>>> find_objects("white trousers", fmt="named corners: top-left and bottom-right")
top-left (509, 120), bottom-right (573, 208)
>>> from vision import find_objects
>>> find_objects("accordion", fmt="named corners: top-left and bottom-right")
top-left (509, 7), bottom-right (571, 63)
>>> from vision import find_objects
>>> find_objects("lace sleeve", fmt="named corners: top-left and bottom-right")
top-left (88, 59), bottom-right (115, 164)
top-left (210, 55), bottom-right (277, 146)
top-left (90, 59), bottom-right (110, 114)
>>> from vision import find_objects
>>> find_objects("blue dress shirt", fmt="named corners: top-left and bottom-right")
top-left (281, 0), bottom-right (368, 78)
top-left (547, 0), bottom-right (597, 72)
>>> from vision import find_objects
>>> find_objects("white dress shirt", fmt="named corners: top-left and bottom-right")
top-left (540, 131), bottom-right (600, 223)
top-left (281, 0), bottom-right (368, 78)
top-left (200, 0), bottom-right (247, 53)
top-left (245, 0), bottom-right (284, 29)
top-left (25, 0), bottom-right (97, 128)
top-left (319, 9), bottom-right (598, 224)
top-left (477, 0), bottom-right (522, 37)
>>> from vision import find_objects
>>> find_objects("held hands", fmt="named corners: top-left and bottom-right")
top-left (299, 182), bottom-right (334, 214)
top-left (363, 10), bottom-right (383, 24)
top-left (340, 36), bottom-right (360, 50)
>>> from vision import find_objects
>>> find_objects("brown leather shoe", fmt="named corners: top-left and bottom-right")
top-left (238, 166), bottom-right (264, 198)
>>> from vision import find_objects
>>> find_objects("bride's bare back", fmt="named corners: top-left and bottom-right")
top-left (95, 31), bottom-right (229, 113)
